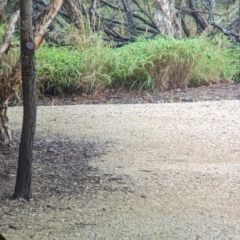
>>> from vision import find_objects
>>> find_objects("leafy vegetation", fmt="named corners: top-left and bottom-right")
top-left (0, 23), bottom-right (6, 38)
top-left (1, 0), bottom-right (239, 95)
top-left (36, 34), bottom-right (240, 94)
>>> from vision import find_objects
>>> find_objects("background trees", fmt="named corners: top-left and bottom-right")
top-left (45, 0), bottom-right (240, 44)
top-left (1, 1), bottom-right (239, 49)
top-left (0, 0), bottom-right (239, 148)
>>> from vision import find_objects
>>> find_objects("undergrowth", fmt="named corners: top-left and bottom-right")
top-left (37, 46), bottom-right (83, 94)
top-left (34, 35), bottom-right (240, 94)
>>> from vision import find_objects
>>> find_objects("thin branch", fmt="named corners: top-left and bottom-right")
top-left (0, 11), bottom-right (20, 59)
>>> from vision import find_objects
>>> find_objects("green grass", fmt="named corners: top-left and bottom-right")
top-left (0, 23), bottom-right (6, 38)
top-left (36, 46), bottom-right (83, 94)
top-left (35, 34), bottom-right (240, 94)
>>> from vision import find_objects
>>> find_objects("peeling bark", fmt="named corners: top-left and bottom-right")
top-left (0, 0), bottom-right (7, 21)
top-left (0, 11), bottom-right (20, 147)
top-left (34, 0), bottom-right (64, 48)
top-left (155, 0), bottom-right (181, 39)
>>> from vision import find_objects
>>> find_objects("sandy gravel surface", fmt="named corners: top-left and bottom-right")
top-left (1, 100), bottom-right (240, 239)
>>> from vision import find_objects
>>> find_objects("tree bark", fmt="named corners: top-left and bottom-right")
top-left (0, 0), bottom-right (7, 21)
top-left (0, 0), bottom-right (63, 148)
top-left (122, 0), bottom-right (137, 38)
top-left (189, 0), bottom-right (208, 32)
top-left (155, 0), bottom-right (181, 38)
top-left (12, 0), bottom-right (36, 199)
top-left (11, 0), bottom-right (64, 199)
top-left (0, 11), bottom-right (20, 147)
top-left (63, 0), bottom-right (82, 30)
top-left (34, 0), bottom-right (64, 48)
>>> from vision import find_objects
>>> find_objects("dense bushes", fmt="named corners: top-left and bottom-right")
top-left (36, 35), bottom-right (239, 94)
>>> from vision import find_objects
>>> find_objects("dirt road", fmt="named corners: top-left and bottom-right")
top-left (1, 100), bottom-right (240, 239)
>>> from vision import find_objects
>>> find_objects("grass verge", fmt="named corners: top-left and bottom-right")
top-left (34, 35), bottom-right (240, 94)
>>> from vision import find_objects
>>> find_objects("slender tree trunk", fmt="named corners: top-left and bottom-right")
top-left (63, 0), bottom-right (82, 30)
top-left (0, 11), bottom-right (20, 147)
top-left (122, 0), bottom-right (137, 38)
top-left (13, 0), bottom-right (36, 199)
top-left (155, 0), bottom-right (181, 38)
top-left (188, 0), bottom-right (208, 32)
top-left (0, 0), bottom-right (7, 21)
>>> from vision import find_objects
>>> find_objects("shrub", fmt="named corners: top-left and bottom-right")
top-left (35, 35), bottom-right (240, 94)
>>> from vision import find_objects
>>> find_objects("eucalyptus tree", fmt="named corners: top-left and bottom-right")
top-left (12, 0), bottom-right (37, 199)
top-left (155, 0), bottom-right (182, 38)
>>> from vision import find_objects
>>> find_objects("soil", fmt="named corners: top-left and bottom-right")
top-left (37, 82), bottom-right (240, 105)
top-left (1, 83), bottom-right (240, 239)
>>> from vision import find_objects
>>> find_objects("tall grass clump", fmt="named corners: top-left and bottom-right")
top-left (75, 41), bottom-right (113, 92)
top-left (106, 36), bottom-right (238, 90)
top-left (36, 22), bottom-right (114, 94)
top-left (189, 34), bottom-right (240, 86)
top-left (36, 46), bottom-right (83, 94)
top-left (107, 37), bottom-right (200, 90)
top-left (36, 34), bottom-right (239, 94)
top-left (223, 44), bottom-right (240, 83)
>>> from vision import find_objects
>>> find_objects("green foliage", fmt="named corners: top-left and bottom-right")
top-left (227, 44), bottom-right (240, 83)
top-left (0, 23), bottom-right (6, 38)
top-left (0, 48), bottom-right (20, 79)
top-left (107, 37), bottom-right (199, 90)
top-left (36, 46), bottom-right (83, 94)
top-left (35, 35), bottom-right (240, 94)
top-left (190, 35), bottom-right (240, 85)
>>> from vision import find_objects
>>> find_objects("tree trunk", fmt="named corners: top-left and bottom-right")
top-left (188, 0), bottom-right (208, 32)
top-left (12, 0), bottom-right (64, 199)
top-left (63, 0), bottom-right (82, 30)
top-left (0, 11), bottom-right (20, 147)
top-left (155, 0), bottom-right (181, 38)
top-left (0, 0), bottom-right (7, 21)
top-left (0, 0), bottom-right (63, 148)
top-left (12, 0), bottom-right (36, 199)
top-left (122, 0), bottom-right (137, 38)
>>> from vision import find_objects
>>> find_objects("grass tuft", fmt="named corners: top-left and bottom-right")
top-left (11, 34), bottom-right (240, 94)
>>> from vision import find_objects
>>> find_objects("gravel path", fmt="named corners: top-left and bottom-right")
top-left (1, 100), bottom-right (240, 239)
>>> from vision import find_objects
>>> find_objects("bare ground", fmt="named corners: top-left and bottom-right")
top-left (37, 83), bottom-right (240, 105)
top-left (1, 84), bottom-right (240, 239)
